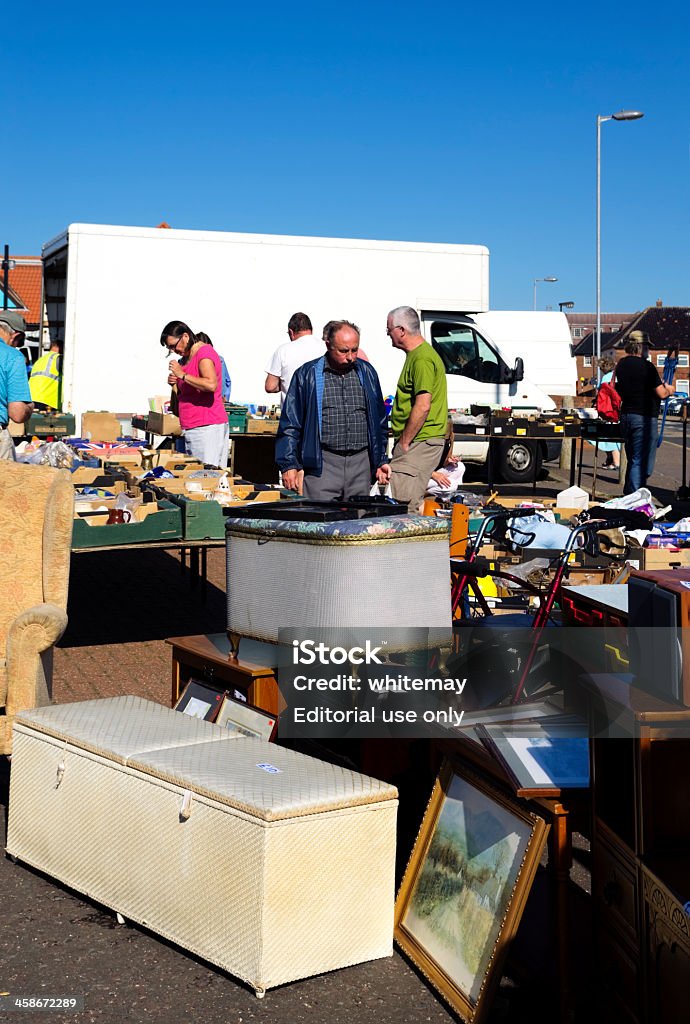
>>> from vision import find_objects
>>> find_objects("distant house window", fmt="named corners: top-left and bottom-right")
top-left (657, 355), bottom-right (666, 367)
top-left (572, 328), bottom-right (584, 338)
top-left (677, 380), bottom-right (689, 396)
top-left (583, 356), bottom-right (592, 367)
top-left (678, 354), bottom-right (689, 368)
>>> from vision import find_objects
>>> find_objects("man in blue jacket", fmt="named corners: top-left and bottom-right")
top-left (276, 320), bottom-right (390, 499)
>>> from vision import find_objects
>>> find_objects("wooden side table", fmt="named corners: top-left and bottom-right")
top-left (166, 633), bottom-right (285, 716)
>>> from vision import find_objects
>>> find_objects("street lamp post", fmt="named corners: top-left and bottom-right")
top-left (2, 244), bottom-right (16, 311)
top-left (533, 276), bottom-right (558, 310)
top-left (596, 109), bottom-right (644, 382)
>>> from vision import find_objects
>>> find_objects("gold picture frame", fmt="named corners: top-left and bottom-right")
top-left (394, 758), bottom-right (549, 1023)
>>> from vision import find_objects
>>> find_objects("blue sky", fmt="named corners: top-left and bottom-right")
top-left (7, 0), bottom-right (690, 312)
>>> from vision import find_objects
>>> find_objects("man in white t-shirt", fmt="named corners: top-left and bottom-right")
top-left (264, 312), bottom-right (325, 402)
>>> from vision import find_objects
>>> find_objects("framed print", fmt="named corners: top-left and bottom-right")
top-left (173, 679), bottom-right (224, 722)
top-left (215, 693), bottom-right (277, 741)
top-left (395, 759), bottom-right (549, 1023)
top-left (477, 720), bottom-right (589, 794)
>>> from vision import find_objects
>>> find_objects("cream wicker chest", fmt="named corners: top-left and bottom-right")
top-left (6, 697), bottom-right (398, 994)
top-left (225, 513), bottom-right (452, 649)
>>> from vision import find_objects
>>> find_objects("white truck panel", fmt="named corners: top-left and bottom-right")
top-left (45, 223), bottom-right (490, 420)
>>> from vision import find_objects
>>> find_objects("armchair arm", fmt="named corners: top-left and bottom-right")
top-left (5, 603), bottom-right (68, 719)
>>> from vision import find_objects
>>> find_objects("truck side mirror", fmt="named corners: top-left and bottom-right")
top-left (512, 357), bottom-right (524, 382)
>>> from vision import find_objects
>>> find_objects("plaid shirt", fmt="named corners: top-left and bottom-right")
top-left (321, 364), bottom-right (369, 451)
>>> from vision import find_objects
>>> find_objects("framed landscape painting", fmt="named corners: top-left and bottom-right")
top-left (394, 759), bottom-right (549, 1023)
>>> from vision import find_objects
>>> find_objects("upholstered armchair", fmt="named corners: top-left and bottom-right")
top-left (0, 460), bottom-right (73, 754)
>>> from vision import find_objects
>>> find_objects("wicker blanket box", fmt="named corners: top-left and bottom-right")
top-left (225, 513), bottom-right (452, 651)
top-left (6, 696), bottom-right (398, 994)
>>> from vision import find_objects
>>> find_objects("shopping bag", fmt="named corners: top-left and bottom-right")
top-left (596, 382), bottom-right (621, 422)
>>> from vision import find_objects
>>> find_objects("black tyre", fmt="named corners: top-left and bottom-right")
top-left (496, 439), bottom-right (542, 484)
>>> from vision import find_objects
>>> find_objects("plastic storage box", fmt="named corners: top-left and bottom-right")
top-left (7, 697), bottom-right (398, 995)
top-left (225, 404), bottom-right (248, 434)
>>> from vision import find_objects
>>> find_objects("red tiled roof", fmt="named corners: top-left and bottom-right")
top-left (5, 257), bottom-right (42, 326)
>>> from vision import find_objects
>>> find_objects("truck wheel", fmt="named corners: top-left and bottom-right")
top-left (497, 439), bottom-right (542, 484)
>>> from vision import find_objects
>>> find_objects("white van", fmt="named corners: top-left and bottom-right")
top-left (421, 311), bottom-right (575, 482)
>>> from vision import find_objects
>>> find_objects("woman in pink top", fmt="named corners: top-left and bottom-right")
top-left (160, 320), bottom-right (230, 468)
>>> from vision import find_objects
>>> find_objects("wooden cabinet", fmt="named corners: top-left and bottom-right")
top-left (166, 633), bottom-right (284, 717)
top-left (642, 866), bottom-right (690, 1024)
top-left (584, 673), bottom-right (690, 1023)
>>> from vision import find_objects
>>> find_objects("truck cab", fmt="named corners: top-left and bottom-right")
top-left (421, 313), bottom-right (561, 483)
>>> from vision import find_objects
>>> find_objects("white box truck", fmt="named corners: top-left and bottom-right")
top-left (42, 222), bottom-right (573, 482)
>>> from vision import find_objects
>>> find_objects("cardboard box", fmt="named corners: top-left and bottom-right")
top-left (81, 412), bottom-right (121, 443)
top-left (74, 477), bottom-right (128, 496)
top-left (71, 466), bottom-right (127, 485)
top-left (147, 412), bottom-right (182, 437)
top-left (148, 395), bottom-right (170, 413)
top-left (152, 454), bottom-right (202, 471)
top-left (245, 418), bottom-right (279, 435)
top-left (561, 568), bottom-right (614, 587)
top-left (629, 548), bottom-right (690, 571)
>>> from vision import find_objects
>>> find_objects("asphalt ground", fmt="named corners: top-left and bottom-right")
top-left (3, 427), bottom-right (687, 1023)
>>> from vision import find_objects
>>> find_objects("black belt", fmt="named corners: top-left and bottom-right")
top-left (322, 445), bottom-right (368, 457)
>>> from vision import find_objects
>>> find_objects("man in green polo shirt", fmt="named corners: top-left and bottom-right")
top-left (382, 306), bottom-right (448, 513)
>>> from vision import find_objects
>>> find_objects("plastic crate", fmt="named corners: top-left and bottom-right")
top-left (225, 404), bottom-right (248, 434)
top-left (26, 412), bottom-right (76, 437)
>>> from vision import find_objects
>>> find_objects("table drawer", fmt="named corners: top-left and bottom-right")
top-left (593, 832), bottom-right (639, 943)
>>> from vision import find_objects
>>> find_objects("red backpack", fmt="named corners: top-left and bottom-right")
top-left (596, 369), bottom-right (621, 422)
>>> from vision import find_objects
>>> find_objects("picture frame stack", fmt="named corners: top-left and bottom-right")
top-left (174, 679), bottom-right (277, 741)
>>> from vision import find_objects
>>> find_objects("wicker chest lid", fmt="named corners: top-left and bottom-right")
top-left (129, 738), bottom-right (398, 821)
top-left (15, 697), bottom-right (398, 821)
top-left (15, 696), bottom-right (234, 765)
top-left (225, 512), bottom-right (450, 544)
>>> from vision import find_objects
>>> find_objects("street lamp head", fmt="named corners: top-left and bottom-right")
top-left (544, 276), bottom-right (558, 283)
top-left (612, 110), bottom-right (644, 121)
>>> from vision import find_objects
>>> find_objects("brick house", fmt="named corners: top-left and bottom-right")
top-left (571, 304), bottom-right (690, 397)
top-left (613, 306), bottom-right (690, 396)
top-left (0, 256), bottom-right (43, 358)
top-left (566, 311), bottom-right (636, 346)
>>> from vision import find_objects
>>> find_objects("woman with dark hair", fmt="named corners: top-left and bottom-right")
top-left (160, 320), bottom-right (229, 468)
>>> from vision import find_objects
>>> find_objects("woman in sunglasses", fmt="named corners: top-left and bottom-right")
top-left (160, 320), bottom-right (229, 468)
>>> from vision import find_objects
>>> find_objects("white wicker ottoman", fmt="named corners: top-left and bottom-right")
top-left (225, 513), bottom-right (452, 649)
top-left (6, 697), bottom-right (398, 994)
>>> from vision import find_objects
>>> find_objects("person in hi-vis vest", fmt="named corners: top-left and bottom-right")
top-left (29, 341), bottom-right (63, 410)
